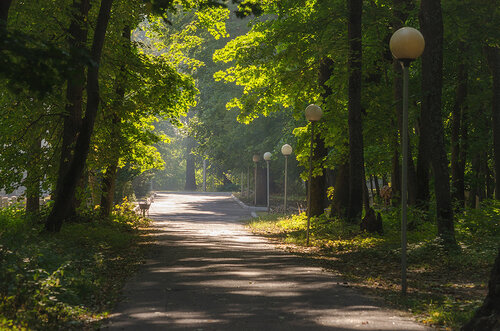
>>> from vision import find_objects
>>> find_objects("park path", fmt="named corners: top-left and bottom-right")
top-left (105, 192), bottom-right (431, 330)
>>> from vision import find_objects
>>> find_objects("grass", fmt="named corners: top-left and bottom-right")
top-left (0, 200), bottom-right (149, 330)
top-left (246, 200), bottom-right (500, 330)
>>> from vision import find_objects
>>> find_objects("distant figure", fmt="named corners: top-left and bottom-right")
top-left (380, 185), bottom-right (392, 207)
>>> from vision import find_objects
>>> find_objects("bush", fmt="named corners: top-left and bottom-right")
top-left (0, 202), bottom-right (147, 329)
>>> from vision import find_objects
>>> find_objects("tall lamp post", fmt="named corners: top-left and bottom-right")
top-left (264, 152), bottom-right (272, 212)
top-left (252, 154), bottom-right (260, 206)
top-left (305, 104), bottom-right (323, 246)
top-left (389, 27), bottom-right (425, 295)
top-left (281, 144), bottom-right (292, 212)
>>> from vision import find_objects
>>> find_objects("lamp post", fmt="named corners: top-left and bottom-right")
top-left (263, 152), bottom-right (272, 212)
top-left (241, 170), bottom-right (244, 197)
top-left (305, 104), bottom-right (323, 246)
top-left (281, 144), bottom-right (292, 212)
top-left (203, 158), bottom-right (207, 192)
top-left (247, 166), bottom-right (250, 197)
top-left (252, 154), bottom-right (260, 206)
top-left (389, 26), bottom-right (425, 295)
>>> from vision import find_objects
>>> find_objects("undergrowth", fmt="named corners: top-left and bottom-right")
top-left (247, 199), bottom-right (500, 330)
top-left (0, 199), bottom-right (149, 330)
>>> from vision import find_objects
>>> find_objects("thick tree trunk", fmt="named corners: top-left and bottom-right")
top-left (419, 0), bottom-right (455, 246)
top-left (54, 0), bottom-right (90, 204)
top-left (309, 129), bottom-right (328, 216)
top-left (332, 161), bottom-right (350, 218)
top-left (485, 46), bottom-right (500, 200)
top-left (256, 166), bottom-right (267, 206)
top-left (462, 247), bottom-right (500, 330)
top-left (451, 46), bottom-right (468, 210)
top-left (392, 0), bottom-right (417, 208)
top-left (392, 62), bottom-right (418, 207)
top-left (185, 137), bottom-right (197, 191)
top-left (346, 0), bottom-right (364, 222)
top-left (100, 161), bottom-right (118, 216)
top-left (45, 0), bottom-right (114, 232)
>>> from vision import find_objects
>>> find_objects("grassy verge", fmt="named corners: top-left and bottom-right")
top-left (247, 201), bottom-right (500, 330)
top-left (0, 201), bottom-right (150, 330)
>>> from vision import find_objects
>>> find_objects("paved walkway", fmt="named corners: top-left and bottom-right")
top-left (105, 192), bottom-right (431, 330)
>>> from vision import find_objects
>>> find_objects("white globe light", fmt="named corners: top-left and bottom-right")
top-left (305, 104), bottom-right (323, 122)
top-left (263, 152), bottom-right (272, 161)
top-left (252, 154), bottom-right (260, 163)
top-left (281, 144), bottom-right (292, 156)
top-left (389, 27), bottom-right (425, 61)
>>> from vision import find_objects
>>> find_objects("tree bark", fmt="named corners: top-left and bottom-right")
top-left (45, 0), bottom-right (114, 232)
top-left (100, 26), bottom-right (130, 217)
top-left (309, 131), bottom-right (328, 216)
top-left (26, 138), bottom-right (42, 214)
top-left (485, 46), bottom-right (500, 200)
top-left (255, 166), bottom-right (267, 206)
top-left (0, 0), bottom-right (12, 30)
top-left (451, 44), bottom-right (468, 210)
top-left (307, 57), bottom-right (333, 217)
top-left (54, 0), bottom-right (90, 206)
top-left (373, 174), bottom-right (380, 200)
top-left (332, 161), bottom-right (350, 218)
top-left (346, 0), bottom-right (364, 222)
top-left (419, 0), bottom-right (455, 246)
top-left (462, 247), bottom-right (500, 330)
top-left (392, 0), bottom-right (418, 208)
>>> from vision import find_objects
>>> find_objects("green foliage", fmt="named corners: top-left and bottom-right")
top-left (0, 204), bottom-right (147, 329)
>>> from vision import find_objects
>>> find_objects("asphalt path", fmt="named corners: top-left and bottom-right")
top-left (105, 192), bottom-right (431, 330)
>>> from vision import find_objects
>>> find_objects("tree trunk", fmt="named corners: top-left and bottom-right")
top-left (346, 0), bottom-right (364, 223)
top-left (416, 126), bottom-right (430, 209)
top-left (451, 45), bottom-right (468, 210)
top-left (309, 128), bottom-right (328, 216)
top-left (256, 166), bottom-right (267, 206)
top-left (0, 0), bottom-right (12, 30)
top-left (485, 46), bottom-right (500, 200)
top-left (484, 153), bottom-right (494, 200)
top-left (53, 0), bottom-right (90, 208)
top-left (419, 0), bottom-right (455, 246)
top-left (373, 174), bottom-right (380, 201)
top-left (391, 129), bottom-right (401, 205)
top-left (45, 0), bottom-right (114, 232)
top-left (332, 161), bottom-right (350, 218)
top-left (26, 138), bottom-right (42, 214)
top-left (100, 26), bottom-right (130, 217)
top-left (392, 0), bottom-right (418, 208)
top-left (307, 57), bottom-right (333, 217)
top-left (469, 153), bottom-right (481, 208)
top-left (185, 137), bottom-right (197, 191)
top-left (462, 247), bottom-right (500, 330)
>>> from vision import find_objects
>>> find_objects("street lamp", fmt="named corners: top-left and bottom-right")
top-left (263, 152), bottom-right (272, 212)
top-left (389, 26), bottom-right (425, 295)
top-left (305, 104), bottom-right (323, 246)
top-left (253, 154), bottom-right (260, 206)
top-left (281, 144), bottom-right (292, 212)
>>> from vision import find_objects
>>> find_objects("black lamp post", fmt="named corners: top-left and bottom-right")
top-left (305, 104), bottom-right (323, 246)
top-left (389, 26), bottom-right (425, 295)
top-left (281, 144), bottom-right (292, 212)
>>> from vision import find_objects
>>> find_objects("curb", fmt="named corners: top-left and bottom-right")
top-left (230, 194), bottom-right (267, 218)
